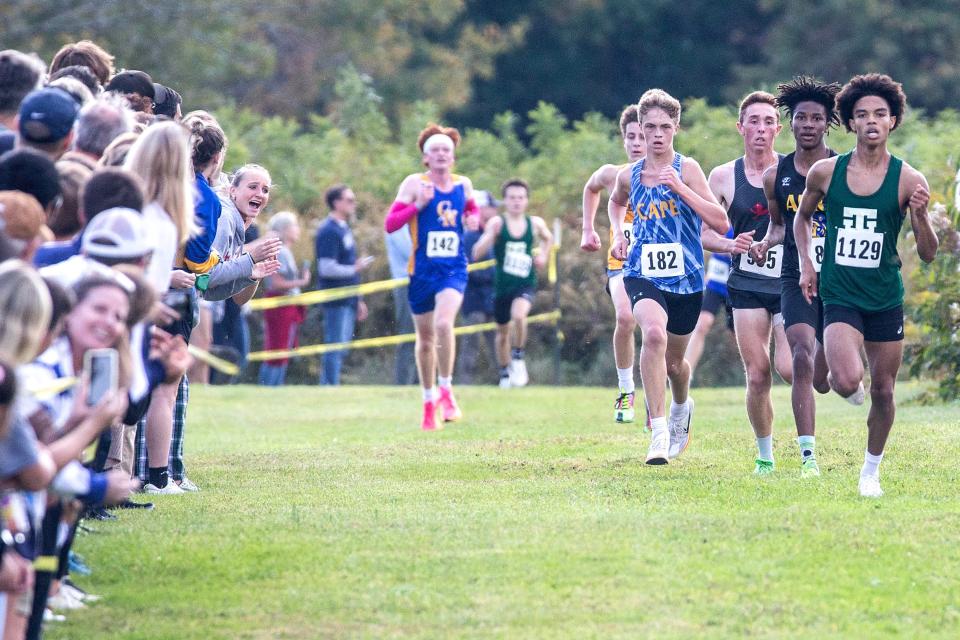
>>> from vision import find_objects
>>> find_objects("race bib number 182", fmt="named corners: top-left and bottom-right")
top-left (426, 231), bottom-right (459, 258)
top-left (640, 242), bottom-right (684, 278)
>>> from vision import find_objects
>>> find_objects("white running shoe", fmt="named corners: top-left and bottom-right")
top-left (509, 359), bottom-right (529, 387)
top-left (48, 590), bottom-right (86, 611)
top-left (498, 375), bottom-right (511, 389)
top-left (645, 430), bottom-right (670, 465)
top-left (144, 482), bottom-right (185, 495)
top-left (177, 476), bottom-right (200, 492)
top-left (846, 381), bottom-right (866, 406)
top-left (668, 398), bottom-right (694, 459)
top-left (858, 474), bottom-right (883, 498)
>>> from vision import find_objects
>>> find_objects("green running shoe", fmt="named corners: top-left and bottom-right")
top-left (614, 391), bottom-right (635, 424)
top-left (753, 458), bottom-right (775, 476)
top-left (800, 458), bottom-right (821, 478)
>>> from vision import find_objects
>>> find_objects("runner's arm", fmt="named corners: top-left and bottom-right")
top-left (795, 159), bottom-right (832, 302)
top-left (751, 166), bottom-right (782, 264)
top-left (532, 216), bottom-right (554, 268)
top-left (471, 216), bottom-right (502, 261)
top-left (904, 168), bottom-right (939, 263)
top-left (608, 166), bottom-right (632, 260)
top-left (681, 159), bottom-right (729, 234)
top-left (581, 165), bottom-right (614, 251)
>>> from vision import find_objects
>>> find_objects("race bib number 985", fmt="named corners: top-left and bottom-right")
top-left (640, 242), bottom-right (684, 278)
top-left (740, 245), bottom-right (782, 278)
top-left (835, 228), bottom-right (883, 268)
top-left (426, 231), bottom-right (459, 258)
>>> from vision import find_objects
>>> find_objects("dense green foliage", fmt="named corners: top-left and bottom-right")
top-left (50, 384), bottom-right (960, 638)
top-left (219, 69), bottom-right (959, 388)
top-left (5, 0), bottom-right (960, 127)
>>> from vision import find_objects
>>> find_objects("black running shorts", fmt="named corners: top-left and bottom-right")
top-left (623, 277), bottom-right (702, 336)
top-left (728, 286), bottom-right (781, 315)
top-left (781, 278), bottom-right (824, 342)
top-left (823, 304), bottom-right (904, 342)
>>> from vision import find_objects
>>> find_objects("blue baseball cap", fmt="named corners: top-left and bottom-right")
top-left (18, 87), bottom-right (80, 144)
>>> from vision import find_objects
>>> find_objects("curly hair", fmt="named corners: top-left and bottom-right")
top-left (417, 123), bottom-right (461, 152)
top-left (775, 76), bottom-right (841, 127)
top-left (618, 104), bottom-right (639, 138)
top-left (182, 111), bottom-right (227, 171)
top-left (836, 73), bottom-right (907, 132)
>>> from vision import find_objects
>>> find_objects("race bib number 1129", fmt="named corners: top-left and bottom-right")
top-left (835, 228), bottom-right (882, 268)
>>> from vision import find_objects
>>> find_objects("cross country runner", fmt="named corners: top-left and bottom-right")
top-left (610, 89), bottom-right (732, 465)
top-left (384, 124), bottom-right (481, 431)
top-left (472, 178), bottom-right (553, 388)
top-left (751, 76), bottom-right (841, 478)
top-left (708, 91), bottom-right (793, 476)
top-left (795, 74), bottom-right (938, 497)
top-left (581, 105), bottom-right (646, 422)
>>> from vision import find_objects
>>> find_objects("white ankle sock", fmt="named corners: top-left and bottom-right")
top-left (861, 450), bottom-right (884, 478)
top-left (650, 416), bottom-right (668, 441)
top-left (669, 399), bottom-right (687, 418)
top-left (616, 367), bottom-right (635, 394)
top-left (437, 376), bottom-right (452, 389)
top-left (756, 435), bottom-right (774, 461)
top-left (422, 387), bottom-right (437, 402)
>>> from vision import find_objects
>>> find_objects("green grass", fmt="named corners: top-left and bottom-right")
top-left (51, 384), bottom-right (960, 639)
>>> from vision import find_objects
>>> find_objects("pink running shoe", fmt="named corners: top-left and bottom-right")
top-left (421, 401), bottom-right (441, 431)
top-left (438, 386), bottom-right (462, 422)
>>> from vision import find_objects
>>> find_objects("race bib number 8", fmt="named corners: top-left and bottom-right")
top-left (503, 241), bottom-right (533, 278)
top-left (811, 237), bottom-right (825, 273)
top-left (641, 242), bottom-right (684, 278)
top-left (740, 245), bottom-right (782, 278)
top-left (835, 228), bottom-right (883, 268)
top-left (426, 231), bottom-right (459, 258)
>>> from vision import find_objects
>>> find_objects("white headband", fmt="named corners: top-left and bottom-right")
top-left (423, 133), bottom-right (455, 153)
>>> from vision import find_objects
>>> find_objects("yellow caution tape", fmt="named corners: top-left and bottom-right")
top-left (547, 243), bottom-right (558, 285)
top-left (249, 258), bottom-right (498, 311)
top-left (187, 345), bottom-right (240, 376)
top-left (34, 555), bottom-right (59, 572)
top-left (26, 376), bottom-right (79, 399)
top-left (248, 310), bottom-right (562, 362)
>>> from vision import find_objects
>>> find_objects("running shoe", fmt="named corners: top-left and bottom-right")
top-left (421, 400), bottom-right (441, 431)
top-left (800, 458), bottom-right (821, 478)
top-left (668, 398), bottom-right (694, 459)
top-left (614, 391), bottom-right (635, 423)
top-left (177, 476), bottom-right (200, 492)
top-left (645, 430), bottom-right (670, 465)
top-left (509, 359), bottom-right (529, 387)
top-left (753, 458), bottom-right (775, 476)
top-left (144, 482), bottom-right (185, 495)
top-left (438, 386), bottom-right (463, 422)
top-left (858, 474), bottom-right (883, 498)
top-left (828, 373), bottom-right (866, 406)
top-left (499, 374), bottom-right (511, 389)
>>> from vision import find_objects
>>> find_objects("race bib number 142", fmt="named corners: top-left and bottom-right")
top-left (426, 231), bottom-right (459, 258)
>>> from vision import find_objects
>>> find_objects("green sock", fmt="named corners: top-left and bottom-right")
top-left (798, 435), bottom-right (816, 461)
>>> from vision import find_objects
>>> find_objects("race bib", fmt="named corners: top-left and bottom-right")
top-left (640, 243), bottom-right (684, 278)
top-left (503, 241), bottom-right (533, 278)
top-left (706, 258), bottom-right (730, 283)
top-left (740, 245), bottom-right (782, 278)
top-left (811, 237), bottom-right (825, 273)
top-left (835, 228), bottom-right (883, 268)
top-left (426, 231), bottom-right (459, 258)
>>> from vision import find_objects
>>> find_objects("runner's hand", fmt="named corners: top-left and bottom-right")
top-left (909, 183), bottom-right (930, 215)
top-left (657, 166), bottom-right (683, 192)
top-left (580, 229), bottom-right (602, 252)
top-left (534, 253), bottom-right (548, 269)
top-left (464, 213), bottom-right (480, 232)
top-left (799, 262), bottom-right (818, 304)
top-left (748, 238), bottom-right (768, 263)
top-left (414, 183), bottom-right (434, 209)
top-left (611, 233), bottom-right (628, 261)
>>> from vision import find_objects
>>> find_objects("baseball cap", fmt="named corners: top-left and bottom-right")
top-left (474, 190), bottom-right (501, 208)
top-left (81, 206), bottom-right (153, 259)
top-left (105, 70), bottom-right (154, 100)
top-left (18, 87), bottom-right (80, 144)
top-left (152, 83), bottom-right (182, 117)
top-left (0, 190), bottom-right (52, 242)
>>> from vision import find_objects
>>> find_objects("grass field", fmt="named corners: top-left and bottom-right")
top-left (49, 383), bottom-right (960, 639)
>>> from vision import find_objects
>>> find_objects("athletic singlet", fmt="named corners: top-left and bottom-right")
top-left (623, 152), bottom-right (705, 294)
top-left (494, 214), bottom-right (537, 295)
top-left (726, 155), bottom-right (783, 295)
top-left (407, 174), bottom-right (468, 277)
top-left (776, 151), bottom-right (833, 280)
top-left (607, 164), bottom-right (636, 270)
top-left (820, 152), bottom-right (905, 312)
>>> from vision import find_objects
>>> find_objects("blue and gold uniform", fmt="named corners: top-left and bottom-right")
top-left (622, 153), bottom-right (705, 335)
top-left (408, 174), bottom-right (469, 314)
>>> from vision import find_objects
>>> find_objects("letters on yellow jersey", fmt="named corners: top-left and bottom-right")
top-left (785, 193), bottom-right (827, 238)
top-left (636, 197), bottom-right (680, 222)
top-left (436, 200), bottom-right (459, 228)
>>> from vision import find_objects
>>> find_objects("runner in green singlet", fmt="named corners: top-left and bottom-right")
top-left (794, 74), bottom-right (939, 498)
top-left (472, 179), bottom-right (553, 387)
